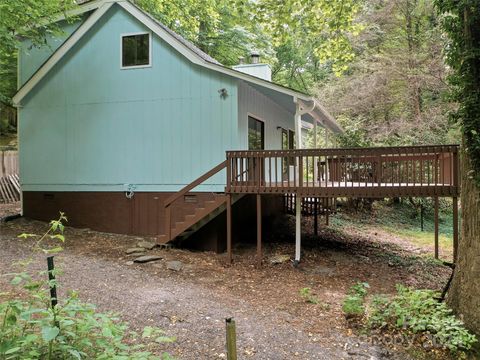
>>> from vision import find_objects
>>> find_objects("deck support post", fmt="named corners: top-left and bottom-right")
top-left (293, 99), bottom-right (304, 265)
top-left (314, 198), bottom-right (318, 236)
top-left (227, 194), bottom-right (232, 264)
top-left (295, 195), bottom-right (301, 264)
top-left (434, 197), bottom-right (439, 259)
top-left (256, 194), bottom-right (262, 266)
top-left (453, 196), bottom-right (458, 263)
top-left (325, 198), bottom-right (330, 226)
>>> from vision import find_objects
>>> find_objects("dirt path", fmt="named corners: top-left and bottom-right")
top-left (0, 205), bottom-right (452, 359)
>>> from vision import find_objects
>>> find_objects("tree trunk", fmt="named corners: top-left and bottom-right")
top-left (447, 147), bottom-right (480, 334)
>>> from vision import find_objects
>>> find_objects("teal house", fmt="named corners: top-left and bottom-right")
top-left (13, 0), bottom-right (341, 248)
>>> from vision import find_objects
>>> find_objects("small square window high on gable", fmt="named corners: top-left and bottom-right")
top-left (121, 33), bottom-right (151, 68)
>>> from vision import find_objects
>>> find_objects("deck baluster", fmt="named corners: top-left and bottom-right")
top-left (225, 146), bottom-right (459, 198)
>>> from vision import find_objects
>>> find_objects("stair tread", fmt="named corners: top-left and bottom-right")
top-left (163, 193), bottom-right (232, 243)
top-left (156, 235), bottom-right (169, 244)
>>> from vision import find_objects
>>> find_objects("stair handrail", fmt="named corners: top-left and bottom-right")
top-left (164, 160), bottom-right (227, 241)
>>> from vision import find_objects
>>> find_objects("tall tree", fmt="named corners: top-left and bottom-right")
top-left (435, 0), bottom-right (480, 335)
top-left (318, 0), bottom-right (456, 147)
top-left (256, 0), bottom-right (363, 91)
top-left (134, 0), bottom-right (270, 66)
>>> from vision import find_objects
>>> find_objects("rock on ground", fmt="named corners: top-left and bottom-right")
top-left (167, 260), bottom-right (183, 271)
top-left (133, 255), bottom-right (163, 263)
top-left (137, 241), bottom-right (156, 250)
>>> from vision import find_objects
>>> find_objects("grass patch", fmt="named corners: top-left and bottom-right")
top-left (380, 225), bottom-right (452, 251)
top-left (332, 200), bottom-right (454, 255)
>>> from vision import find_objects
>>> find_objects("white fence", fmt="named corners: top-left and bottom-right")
top-left (1, 150), bottom-right (18, 177)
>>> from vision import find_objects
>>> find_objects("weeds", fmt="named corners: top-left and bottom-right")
top-left (342, 282), bottom-right (477, 355)
top-left (368, 285), bottom-right (477, 353)
top-left (342, 282), bottom-right (369, 317)
top-left (0, 213), bottom-right (174, 359)
top-left (299, 288), bottom-right (330, 310)
top-left (299, 287), bottom-right (319, 304)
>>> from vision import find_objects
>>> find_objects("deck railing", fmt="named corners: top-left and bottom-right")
top-left (226, 145), bottom-right (459, 197)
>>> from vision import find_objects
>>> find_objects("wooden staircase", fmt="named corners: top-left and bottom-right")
top-left (157, 193), bottom-right (227, 244)
top-left (157, 160), bottom-right (230, 245)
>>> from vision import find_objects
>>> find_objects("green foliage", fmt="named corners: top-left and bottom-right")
top-left (0, 0), bottom-right (77, 104)
top-left (368, 285), bottom-right (477, 352)
top-left (0, 284), bottom-right (174, 359)
top-left (133, 0), bottom-right (271, 67)
top-left (0, 214), bottom-right (174, 359)
top-left (342, 282), bottom-right (369, 316)
top-left (1, 0), bottom-right (363, 106)
top-left (18, 212), bottom-right (67, 254)
top-left (134, 0), bottom-right (363, 92)
top-left (336, 115), bottom-right (373, 148)
top-left (299, 287), bottom-right (319, 304)
top-left (435, 0), bottom-right (480, 185)
top-left (319, 0), bottom-right (456, 148)
top-left (257, 0), bottom-right (363, 78)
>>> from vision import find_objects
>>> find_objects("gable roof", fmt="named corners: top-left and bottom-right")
top-left (13, 0), bottom-right (342, 133)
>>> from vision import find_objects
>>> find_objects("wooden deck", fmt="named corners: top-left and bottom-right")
top-left (160, 145), bottom-right (460, 265)
top-left (226, 145), bottom-right (459, 197)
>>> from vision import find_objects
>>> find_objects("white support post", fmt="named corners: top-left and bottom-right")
top-left (294, 100), bottom-right (303, 264)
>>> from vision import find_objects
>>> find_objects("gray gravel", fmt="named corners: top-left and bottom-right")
top-left (0, 217), bottom-right (415, 360)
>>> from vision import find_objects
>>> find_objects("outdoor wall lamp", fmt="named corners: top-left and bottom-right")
top-left (218, 88), bottom-right (228, 99)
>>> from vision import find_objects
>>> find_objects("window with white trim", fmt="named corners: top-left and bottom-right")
top-left (121, 33), bottom-right (150, 68)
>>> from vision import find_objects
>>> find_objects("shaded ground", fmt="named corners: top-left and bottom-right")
top-left (0, 203), bottom-right (453, 359)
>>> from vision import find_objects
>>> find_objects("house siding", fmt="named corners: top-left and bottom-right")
top-left (237, 81), bottom-right (294, 151)
top-left (19, 4), bottom-right (238, 193)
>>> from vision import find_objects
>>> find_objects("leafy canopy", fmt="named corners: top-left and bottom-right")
top-left (0, 0), bottom-right (363, 105)
top-left (0, 0), bottom-right (76, 104)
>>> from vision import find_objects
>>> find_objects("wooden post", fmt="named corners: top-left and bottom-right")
top-left (225, 318), bottom-right (237, 360)
top-left (47, 256), bottom-right (58, 308)
top-left (256, 194), bottom-right (262, 266)
top-left (227, 194), bottom-right (232, 264)
top-left (453, 196), bottom-right (459, 263)
top-left (165, 206), bottom-right (171, 242)
top-left (434, 197), bottom-right (439, 259)
top-left (325, 198), bottom-right (330, 226)
top-left (314, 198), bottom-right (318, 236)
top-left (420, 203), bottom-right (424, 231)
top-left (1, 151), bottom-right (5, 177)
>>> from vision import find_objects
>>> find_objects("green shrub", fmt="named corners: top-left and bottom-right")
top-left (368, 285), bottom-right (477, 352)
top-left (0, 213), bottom-right (174, 359)
top-left (342, 282), bottom-right (369, 316)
